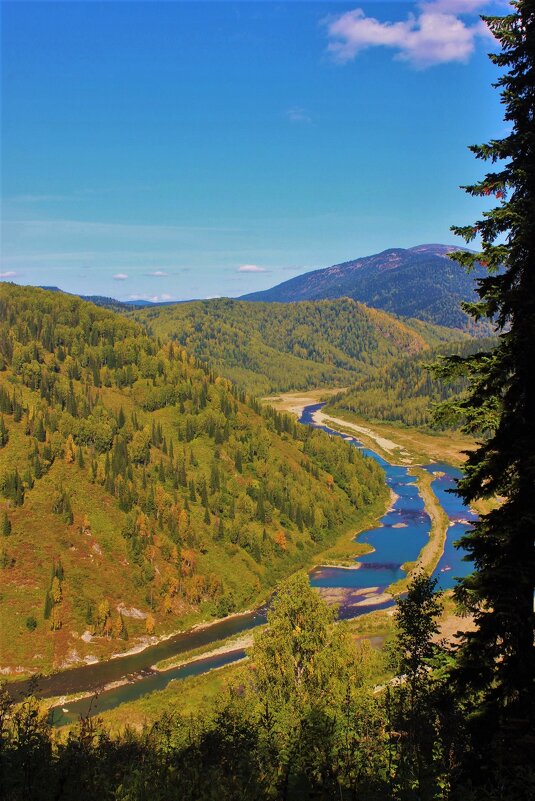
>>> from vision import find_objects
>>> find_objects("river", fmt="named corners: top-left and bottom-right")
top-left (11, 403), bottom-right (474, 725)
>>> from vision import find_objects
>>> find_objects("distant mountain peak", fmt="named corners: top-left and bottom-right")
top-left (240, 243), bottom-right (487, 333)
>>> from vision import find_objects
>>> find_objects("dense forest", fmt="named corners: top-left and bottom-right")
top-left (133, 297), bottom-right (465, 395)
top-left (0, 284), bottom-right (385, 675)
top-left (328, 337), bottom-right (498, 430)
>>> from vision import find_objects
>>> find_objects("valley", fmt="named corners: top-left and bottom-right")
top-left (0, 285), bottom-right (480, 722)
top-left (0, 285), bottom-right (387, 677)
top-left (28, 396), bottom-right (475, 728)
top-left (265, 389), bottom-right (478, 466)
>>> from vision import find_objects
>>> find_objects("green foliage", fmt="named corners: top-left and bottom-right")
top-left (384, 575), bottom-right (461, 799)
top-left (5, 575), bottom-right (528, 801)
top-left (330, 336), bottom-right (497, 430)
top-left (0, 283), bottom-right (385, 671)
top-left (133, 297), bottom-right (459, 395)
top-left (392, 572), bottom-right (442, 677)
top-left (52, 489), bottom-right (73, 525)
top-left (0, 469), bottom-right (24, 506)
top-left (251, 572), bottom-right (355, 708)
top-left (0, 416), bottom-right (8, 447)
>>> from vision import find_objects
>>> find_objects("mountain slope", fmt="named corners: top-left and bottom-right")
top-left (240, 244), bottom-right (489, 332)
top-left (0, 284), bottom-right (385, 675)
top-left (326, 335), bottom-right (498, 430)
top-left (133, 297), bottom-right (466, 395)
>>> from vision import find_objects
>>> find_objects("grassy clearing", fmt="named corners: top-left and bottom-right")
top-left (321, 408), bottom-right (476, 466)
top-left (263, 390), bottom-right (476, 467)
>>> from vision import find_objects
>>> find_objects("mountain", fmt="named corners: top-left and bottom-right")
top-left (240, 244), bottom-right (489, 332)
top-left (0, 284), bottom-right (385, 675)
top-left (133, 297), bottom-right (466, 396)
top-left (37, 285), bottom-right (164, 309)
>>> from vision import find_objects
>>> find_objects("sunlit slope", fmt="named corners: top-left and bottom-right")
top-left (0, 284), bottom-right (386, 675)
top-left (134, 297), bottom-right (465, 395)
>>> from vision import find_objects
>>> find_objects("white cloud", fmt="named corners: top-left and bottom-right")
top-left (0, 271), bottom-right (17, 278)
top-left (324, 1), bottom-right (492, 68)
top-left (286, 107), bottom-right (312, 124)
top-left (113, 273), bottom-right (129, 280)
top-left (237, 264), bottom-right (268, 273)
top-left (147, 270), bottom-right (169, 277)
top-left (128, 293), bottom-right (173, 303)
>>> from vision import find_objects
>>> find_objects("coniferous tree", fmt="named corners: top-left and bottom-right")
top-left (1, 511), bottom-right (11, 537)
top-left (0, 415), bottom-right (8, 447)
top-left (434, 1), bottom-right (535, 784)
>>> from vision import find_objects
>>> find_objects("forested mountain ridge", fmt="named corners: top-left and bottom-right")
top-left (0, 284), bottom-right (385, 675)
top-left (241, 244), bottom-right (491, 332)
top-left (134, 297), bottom-right (466, 395)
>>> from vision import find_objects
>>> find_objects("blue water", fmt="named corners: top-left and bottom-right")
top-left (38, 403), bottom-right (474, 723)
top-left (50, 648), bottom-right (248, 726)
top-left (301, 405), bottom-right (474, 605)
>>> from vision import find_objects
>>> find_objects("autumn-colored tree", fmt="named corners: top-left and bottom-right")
top-left (50, 576), bottom-right (62, 605)
top-left (64, 434), bottom-right (76, 464)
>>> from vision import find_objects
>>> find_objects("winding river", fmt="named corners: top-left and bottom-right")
top-left (11, 403), bottom-right (475, 725)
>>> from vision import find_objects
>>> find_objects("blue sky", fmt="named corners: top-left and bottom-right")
top-left (1, 1), bottom-right (507, 301)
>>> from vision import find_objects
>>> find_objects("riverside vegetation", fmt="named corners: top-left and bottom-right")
top-left (1, 571), bottom-right (516, 801)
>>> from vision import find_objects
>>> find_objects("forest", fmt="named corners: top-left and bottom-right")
top-left (133, 297), bottom-right (466, 396)
top-left (0, 283), bottom-right (385, 674)
top-left (327, 337), bottom-right (498, 430)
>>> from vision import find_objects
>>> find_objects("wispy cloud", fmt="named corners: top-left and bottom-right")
top-left (236, 264), bottom-right (268, 273)
top-left (128, 293), bottom-right (174, 303)
top-left (0, 271), bottom-right (17, 278)
top-left (113, 273), bottom-right (129, 281)
top-left (10, 194), bottom-right (68, 203)
top-left (286, 107), bottom-right (312, 124)
top-left (2, 218), bottom-right (242, 242)
top-left (324, 1), bottom-right (492, 68)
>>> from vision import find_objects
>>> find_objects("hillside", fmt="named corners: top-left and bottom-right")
top-left (326, 336), bottom-right (498, 430)
top-left (241, 244), bottom-right (491, 332)
top-left (134, 297), bottom-right (465, 395)
top-left (0, 284), bottom-right (386, 676)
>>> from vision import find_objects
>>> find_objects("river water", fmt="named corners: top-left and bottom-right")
top-left (11, 403), bottom-right (474, 725)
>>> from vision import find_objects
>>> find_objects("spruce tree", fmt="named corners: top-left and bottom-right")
top-left (434, 0), bottom-right (534, 781)
top-left (1, 511), bottom-right (11, 537)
